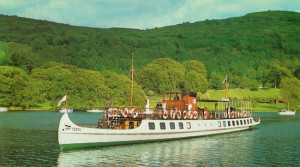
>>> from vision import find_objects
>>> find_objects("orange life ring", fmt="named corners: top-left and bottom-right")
top-left (108, 108), bottom-right (118, 117)
top-left (170, 110), bottom-right (176, 119)
top-left (242, 111), bottom-right (248, 118)
top-left (230, 112), bottom-right (235, 118)
top-left (188, 111), bottom-right (194, 119)
top-left (183, 111), bottom-right (188, 119)
top-left (121, 108), bottom-right (129, 118)
top-left (163, 110), bottom-right (169, 119)
top-left (204, 111), bottom-right (210, 119)
top-left (176, 110), bottom-right (182, 119)
top-left (224, 112), bottom-right (227, 118)
top-left (193, 111), bottom-right (198, 119)
top-left (130, 108), bottom-right (139, 118)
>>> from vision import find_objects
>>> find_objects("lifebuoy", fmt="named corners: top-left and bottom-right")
top-left (183, 111), bottom-right (188, 119)
top-left (163, 110), bottom-right (169, 119)
top-left (170, 110), bottom-right (176, 119)
top-left (224, 112), bottom-right (227, 118)
top-left (188, 111), bottom-right (194, 119)
top-left (230, 112), bottom-right (235, 118)
top-left (121, 108), bottom-right (129, 118)
top-left (108, 108), bottom-right (118, 117)
top-left (204, 111), bottom-right (210, 119)
top-left (130, 108), bottom-right (139, 118)
top-left (193, 111), bottom-right (198, 119)
top-left (176, 110), bottom-right (182, 119)
top-left (242, 111), bottom-right (248, 118)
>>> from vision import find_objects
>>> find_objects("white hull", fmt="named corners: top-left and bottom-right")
top-left (86, 109), bottom-right (105, 113)
top-left (278, 111), bottom-right (295, 115)
top-left (58, 113), bottom-right (260, 148)
top-left (0, 107), bottom-right (8, 112)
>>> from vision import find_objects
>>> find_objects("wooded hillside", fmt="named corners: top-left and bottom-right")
top-left (0, 11), bottom-right (299, 109)
top-left (0, 11), bottom-right (299, 76)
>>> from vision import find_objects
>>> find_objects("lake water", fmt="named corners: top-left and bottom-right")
top-left (0, 111), bottom-right (299, 166)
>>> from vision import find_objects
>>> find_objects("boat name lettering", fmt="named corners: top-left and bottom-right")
top-left (72, 127), bottom-right (81, 131)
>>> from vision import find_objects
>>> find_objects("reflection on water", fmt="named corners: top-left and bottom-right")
top-left (1, 112), bottom-right (299, 166)
top-left (58, 132), bottom-right (255, 167)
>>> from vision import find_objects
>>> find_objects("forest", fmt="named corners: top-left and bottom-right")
top-left (0, 10), bottom-right (299, 110)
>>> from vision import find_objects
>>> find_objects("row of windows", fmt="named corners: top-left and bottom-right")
top-left (148, 122), bottom-right (191, 130)
top-left (149, 119), bottom-right (253, 130)
top-left (220, 119), bottom-right (252, 127)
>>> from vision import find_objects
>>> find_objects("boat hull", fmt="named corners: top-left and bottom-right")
top-left (0, 107), bottom-right (8, 112)
top-left (278, 112), bottom-right (295, 115)
top-left (58, 113), bottom-right (260, 149)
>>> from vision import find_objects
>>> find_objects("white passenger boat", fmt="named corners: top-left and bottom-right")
top-left (58, 54), bottom-right (260, 149)
top-left (58, 92), bottom-right (260, 149)
top-left (0, 107), bottom-right (8, 112)
top-left (87, 109), bottom-right (105, 113)
top-left (278, 109), bottom-right (295, 115)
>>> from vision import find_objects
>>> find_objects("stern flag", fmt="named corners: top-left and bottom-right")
top-left (222, 75), bottom-right (227, 83)
top-left (58, 95), bottom-right (67, 107)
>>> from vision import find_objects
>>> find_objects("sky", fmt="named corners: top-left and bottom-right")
top-left (0, 0), bottom-right (299, 29)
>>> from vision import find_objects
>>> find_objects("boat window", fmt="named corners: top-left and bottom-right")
top-left (236, 120), bottom-right (239, 126)
top-left (244, 120), bottom-right (246, 125)
top-left (228, 121), bottom-right (231, 126)
top-left (250, 119), bottom-right (252, 124)
top-left (247, 119), bottom-right (250, 124)
top-left (240, 120), bottom-right (243, 125)
top-left (160, 122), bottom-right (166, 130)
top-left (223, 121), bottom-right (226, 127)
top-left (218, 121), bottom-right (221, 127)
top-left (232, 121), bottom-right (235, 126)
top-left (179, 122), bottom-right (183, 129)
top-left (129, 122), bottom-right (135, 129)
top-left (186, 122), bottom-right (191, 129)
top-left (170, 122), bottom-right (175, 129)
top-left (148, 122), bottom-right (155, 130)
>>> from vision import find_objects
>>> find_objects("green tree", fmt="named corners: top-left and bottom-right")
top-left (268, 64), bottom-right (292, 88)
top-left (280, 77), bottom-right (300, 110)
top-left (138, 58), bottom-right (185, 93)
top-left (209, 72), bottom-right (223, 90)
top-left (0, 66), bottom-right (30, 107)
top-left (183, 60), bottom-right (207, 77)
top-left (183, 71), bottom-right (208, 93)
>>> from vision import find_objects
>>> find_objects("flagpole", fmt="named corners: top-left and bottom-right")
top-left (130, 53), bottom-right (134, 109)
top-left (225, 75), bottom-right (228, 99)
top-left (65, 93), bottom-right (68, 115)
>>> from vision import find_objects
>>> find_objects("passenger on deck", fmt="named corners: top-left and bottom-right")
top-left (156, 102), bottom-right (163, 112)
top-left (174, 96), bottom-right (180, 100)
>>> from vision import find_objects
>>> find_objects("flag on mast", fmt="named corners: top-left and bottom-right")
top-left (58, 95), bottom-right (67, 107)
top-left (222, 75), bottom-right (227, 83)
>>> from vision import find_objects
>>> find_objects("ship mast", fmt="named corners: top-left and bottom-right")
top-left (224, 74), bottom-right (228, 99)
top-left (65, 93), bottom-right (68, 115)
top-left (130, 53), bottom-right (134, 109)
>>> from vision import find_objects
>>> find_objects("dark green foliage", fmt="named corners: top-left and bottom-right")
top-left (0, 11), bottom-right (299, 78)
top-left (280, 77), bottom-right (300, 110)
top-left (0, 11), bottom-right (299, 108)
top-left (183, 60), bottom-right (208, 93)
top-left (0, 63), bottom-right (146, 109)
top-left (138, 58), bottom-right (185, 93)
top-left (209, 72), bottom-right (223, 90)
